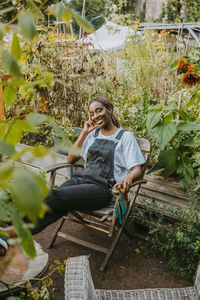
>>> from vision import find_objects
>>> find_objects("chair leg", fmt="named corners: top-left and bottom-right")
top-left (100, 198), bottom-right (137, 272)
top-left (48, 216), bottom-right (66, 249)
top-left (100, 223), bottom-right (124, 271)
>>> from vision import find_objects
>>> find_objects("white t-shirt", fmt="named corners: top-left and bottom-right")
top-left (81, 128), bottom-right (145, 182)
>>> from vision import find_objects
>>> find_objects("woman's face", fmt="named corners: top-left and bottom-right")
top-left (89, 101), bottom-right (112, 128)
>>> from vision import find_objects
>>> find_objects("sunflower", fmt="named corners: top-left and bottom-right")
top-left (181, 66), bottom-right (200, 87)
top-left (176, 59), bottom-right (191, 74)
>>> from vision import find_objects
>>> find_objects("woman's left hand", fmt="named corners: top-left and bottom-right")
top-left (113, 174), bottom-right (133, 193)
top-left (113, 165), bottom-right (143, 193)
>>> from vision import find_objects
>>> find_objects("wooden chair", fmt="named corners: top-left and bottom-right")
top-left (65, 255), bottom-right (200, 300)
top-left (47, 137), bottom-right (151, 271)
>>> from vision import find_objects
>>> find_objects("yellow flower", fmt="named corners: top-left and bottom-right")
top-left (176, 59), bottom-right (191, 74)
top-left (136, 20), bottom-right (141, 29)
top-left (181, 66), bottom-right (200, 87)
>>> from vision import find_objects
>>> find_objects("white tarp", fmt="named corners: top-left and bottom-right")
top-left (81, 21), bottom-right (135, 50)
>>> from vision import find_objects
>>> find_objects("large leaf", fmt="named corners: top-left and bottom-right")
top-left (146, 111), bottom-right (162, 130)
top-left (63, 8), bottom-right (72, 26)
top-left (1, 50), bottom-right (21, 77)
top-left (0, 164), bottom-right (14, 181)
top-left (3, 85), bottom-right (17, 108)
top-left (177, 122), bottom-right (200, 131)
top-left (148, 150), bottom-right (177, 178)
top-left (5, 119), bottom-right (33, 146)
top-left (10, 168), bottom-right (47, 223)
top-left (71, 9), bottom-right (94, 33)
top-left (51, 2), bottom-right (65, 19)
top-left (11, 213), bottom-right (36, 259)
top-left (177, 160), bottom-right (194, 185)
top-left (26, 0), bottom-right (44, 20)
top-left (151, 122), bottom-right (176, 150)
top-left (26, 113), bottom-right (47, 128)
top-left (10, 33), bottom-right (22, 61)
top-left (0, 140), bottom-right (15, 157)
top-left (19, 12), bottom-right (37, 41)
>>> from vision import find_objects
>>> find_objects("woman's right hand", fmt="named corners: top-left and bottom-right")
top-left (83, 119), bottom-right (98, 134)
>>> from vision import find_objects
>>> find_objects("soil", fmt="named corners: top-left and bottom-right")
top-left (32, 219), bottom-right (192, 299)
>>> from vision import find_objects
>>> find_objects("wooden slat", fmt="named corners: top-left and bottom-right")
top-left (57, 232), bottom-right (109, 254)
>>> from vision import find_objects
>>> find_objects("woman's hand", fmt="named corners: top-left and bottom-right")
top-left (83, 118), bottom-right (98, 134)
top-left (113, 174), bottom-right (133, 193)
top-left (113, 165), bottom-right (143, 193)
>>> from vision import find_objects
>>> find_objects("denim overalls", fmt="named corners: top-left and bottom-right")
top-left (31, 128), bottom-right (125, 234)
top-left (72, 127), bottom-right (125, 192)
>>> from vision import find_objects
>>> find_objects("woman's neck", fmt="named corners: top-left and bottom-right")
top-left (100, 124), bottom-right (118, 136)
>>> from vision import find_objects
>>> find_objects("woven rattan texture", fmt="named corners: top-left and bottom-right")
top-left (65, 256), bottom-right (97, 300)
top-left (65, 256), bottom-right (200, 300)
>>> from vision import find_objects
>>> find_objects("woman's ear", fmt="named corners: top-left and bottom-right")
top-left (108, 106), bottom-right (113, 114)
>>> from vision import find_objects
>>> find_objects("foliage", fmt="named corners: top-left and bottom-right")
top-left (70, 0), bottom-right (106, 33)
top-left (0, 0), bottom-right (94, 259)
top-left (160, 0), bottom-right (200, 22)
top-left (146, 55), bottom-right (200, 190)
top-left (132, 198), bottom-right (200, 278)
top-left (2, 259), bottom-right (66, 300)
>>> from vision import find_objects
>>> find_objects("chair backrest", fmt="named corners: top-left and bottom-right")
top-left (194, 262), bottom-right (200, 300)
top-left (65, 256), bottom-right (97, 300)
top-left (136, 138), bottom-right (152, 164)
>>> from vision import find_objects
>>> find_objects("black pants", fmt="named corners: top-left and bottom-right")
top-left (32, 177), bottom-right (112, 234)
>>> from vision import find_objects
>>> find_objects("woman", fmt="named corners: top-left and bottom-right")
top-left (2, 96), bottom-right (145, 243)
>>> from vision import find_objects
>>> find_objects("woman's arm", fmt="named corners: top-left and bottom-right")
top-left (67, 120), bottom-right (98, 164)
top-left (113, 165), bottom-right (143, 192)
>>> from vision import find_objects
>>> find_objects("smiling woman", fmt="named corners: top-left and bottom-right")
top-left (4, 97), bottom-right (145, 239)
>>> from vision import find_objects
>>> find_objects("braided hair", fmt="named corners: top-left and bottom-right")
top-left (89, 97), bottom-right (121, 128)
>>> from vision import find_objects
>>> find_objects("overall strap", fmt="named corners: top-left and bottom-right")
top-left (94, 127), bottom-right (100, 137)
top-left (115, 128), bottom-right (125, 140)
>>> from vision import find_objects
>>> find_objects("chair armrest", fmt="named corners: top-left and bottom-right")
top-left (112, 179), bottom-right (147, 196)
top-left (46, 163), bottom-right (84, 173)
top-left (65, 256), bottom-right (97, 300)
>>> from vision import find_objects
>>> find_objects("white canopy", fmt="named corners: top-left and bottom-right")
top-left (81, 21), bottom-right (135, 50)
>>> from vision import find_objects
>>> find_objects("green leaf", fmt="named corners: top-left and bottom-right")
top-left (71, 9), bottom-right (94, 33)
top-left (55, 78), bottom-right (70, 88)
top-left (177, 122), bottom-right (200, 131)
top-left (11, 213), bottom-right (36, 259)
top-left (3, 85), bottom-right (17, 108)
top-left (29, 145), bottom-right (49, 158)
top-left (19, 12), bottom-right (37, 41)
top-left (5, 119), bottom-right (33, 146)
top-left (26, 0), bottom-right (44, 20)
top-left (174, 109), bottom-right (189, 120)
top-left (10, 168), bottom-right (48, 223)
top-left (26, 113), bottom-right (47, 128)
top-left (148, 150), bottom-right (177, 178)
top-left (0, 164), bottom-right (14, 181)
top-left (51, 2), bottom-right (65, 19)
top-left (0, 7), bottom-right (16, 15)
top-left (0, 140), bottom-right (15, 157)
top-left (10, 33), bottom-right (22, 61)
top-left (146, 111), bottom-right (162, 130)
top-left (1, 50), bottom-right (21, 77)
top-left (63, 8), bottom-right (72, 26)
top-left (48, 119), bottom-right (70, 142)
top-left (177, 160), bottom-right (194, 185)
top-left (151, 122), bottom-right (177, 150)
top-left (0, 24), bottom-right (5, 40)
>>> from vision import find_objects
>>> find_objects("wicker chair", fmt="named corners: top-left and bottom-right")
top-left (65, 256), bottom-right (200, 300)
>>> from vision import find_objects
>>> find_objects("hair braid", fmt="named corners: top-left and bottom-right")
top-left (89, 97), bottom-right (121, 128)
